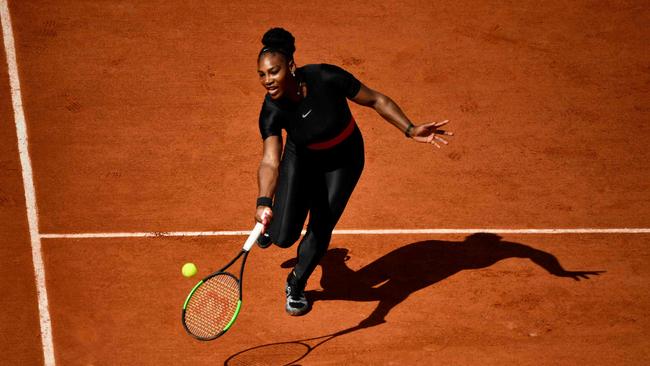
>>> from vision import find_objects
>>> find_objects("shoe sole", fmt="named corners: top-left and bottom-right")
top-left (285, 303), bottom-right (309, 316)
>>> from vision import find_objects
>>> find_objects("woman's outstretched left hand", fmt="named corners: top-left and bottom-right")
top-left (411, 120), bottom-right (453, 148)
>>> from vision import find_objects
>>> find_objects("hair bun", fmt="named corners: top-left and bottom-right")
top-left (261, 27), bottom-right (295, 58)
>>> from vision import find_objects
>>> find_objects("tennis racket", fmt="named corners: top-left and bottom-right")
top-left (182, 222), bottom-right (264, 341)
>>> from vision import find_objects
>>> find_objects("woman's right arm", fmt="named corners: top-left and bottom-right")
top-left (255, 135), bottom-right (283, 228)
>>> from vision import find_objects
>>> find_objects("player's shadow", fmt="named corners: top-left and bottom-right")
top-left (281, 233), bottom-right (605, 329)
top-left (225, 233), bottom-right (604, 365)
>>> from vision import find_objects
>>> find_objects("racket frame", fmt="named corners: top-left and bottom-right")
top-left (181, 223), bottom-right (264, 341)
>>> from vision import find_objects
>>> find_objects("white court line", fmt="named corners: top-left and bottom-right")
top-left (39, 227), bottom-right (650, 239)
top-left (1, 1), bottom-right (55, 366)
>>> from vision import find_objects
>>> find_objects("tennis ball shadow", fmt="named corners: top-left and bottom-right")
top-left (281, 233), bottom-right (605, 329)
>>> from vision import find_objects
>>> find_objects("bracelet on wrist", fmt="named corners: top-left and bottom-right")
top-left (404, 123), bottom-right (414, 138)
top-left (256, 196), bottom-right (273, 208)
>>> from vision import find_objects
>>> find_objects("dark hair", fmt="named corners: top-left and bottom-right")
top-left (258, 27), bottom-right (295, 61)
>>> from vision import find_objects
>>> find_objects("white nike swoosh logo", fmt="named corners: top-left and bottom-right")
top-left (302, 109), bottom-right (312, 118)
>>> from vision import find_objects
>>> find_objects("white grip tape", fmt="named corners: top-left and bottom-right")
top-left (243, 222), bottom-right (265, 252)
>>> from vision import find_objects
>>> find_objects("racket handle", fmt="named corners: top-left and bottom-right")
top-left (243, 222), bottom-right (265, 252)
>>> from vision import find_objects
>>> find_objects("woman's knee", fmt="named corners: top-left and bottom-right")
top-left (271, 227), bottom-right (302, 248)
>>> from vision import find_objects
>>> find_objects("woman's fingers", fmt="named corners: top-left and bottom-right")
top-left (422, 120), bottom-right (449, 128)
top-left (259, 208), bottom-right (273, 234)
top-left (256, 207), bottom-right (273, 225)
top-left (435, 130), bottom-right (454, 136)
top-left (421, 120), bottom-right (452, 135)
top-left (434, 119), bottom-right (449, 128)
top-left (411, 120), bottom-right (452, 148)
top-left (424, 133), bottom-right (441, 148)
top-left (434, 135), bottom-right (449, 145)
top-left (262, 208), bottom-right (272, 224)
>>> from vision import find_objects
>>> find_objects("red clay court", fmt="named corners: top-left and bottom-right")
top-left (1, 1), bottom-right (649, 365)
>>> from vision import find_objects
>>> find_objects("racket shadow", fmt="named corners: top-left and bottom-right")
top-left (285, 233), bottom-right (605, 328)
top-left (224, 324), bottom-right (362, 366)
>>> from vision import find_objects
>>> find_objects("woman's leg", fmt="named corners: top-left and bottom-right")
top-left (267, 138), bottom-right (309, 247)
top-left (292, 130), bottom-right (365, 287)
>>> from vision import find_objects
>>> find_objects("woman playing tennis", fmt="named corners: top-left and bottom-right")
top-left (254, 28), bottom-right (452, 316)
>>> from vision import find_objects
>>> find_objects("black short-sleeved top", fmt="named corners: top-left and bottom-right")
top-left (258, 64), bottom-right (361, 147)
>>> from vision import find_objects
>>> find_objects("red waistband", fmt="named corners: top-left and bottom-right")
top-left (307, 117), bottom-right (356, 150)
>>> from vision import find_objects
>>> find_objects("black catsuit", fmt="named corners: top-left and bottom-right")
top-left (259, 64), bottom-right (364, 288)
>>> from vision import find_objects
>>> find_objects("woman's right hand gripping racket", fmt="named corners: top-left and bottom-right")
top-left (182, 222), bottom-right (265, 341)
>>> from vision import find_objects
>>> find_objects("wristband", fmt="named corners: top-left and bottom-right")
top-left (404, 123), bottom-right (414, 138)
top-left (256, 196), bottom-right (273, 208)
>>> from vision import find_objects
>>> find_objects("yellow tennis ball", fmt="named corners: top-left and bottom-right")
top-left (182, 263), bottom-right (198, 278)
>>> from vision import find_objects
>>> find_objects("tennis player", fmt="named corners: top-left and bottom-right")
top-left (254, 28), bottom-right (452, 316)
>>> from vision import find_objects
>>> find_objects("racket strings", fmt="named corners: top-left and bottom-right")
top-left (184, 273), bottom-right (241, 339)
